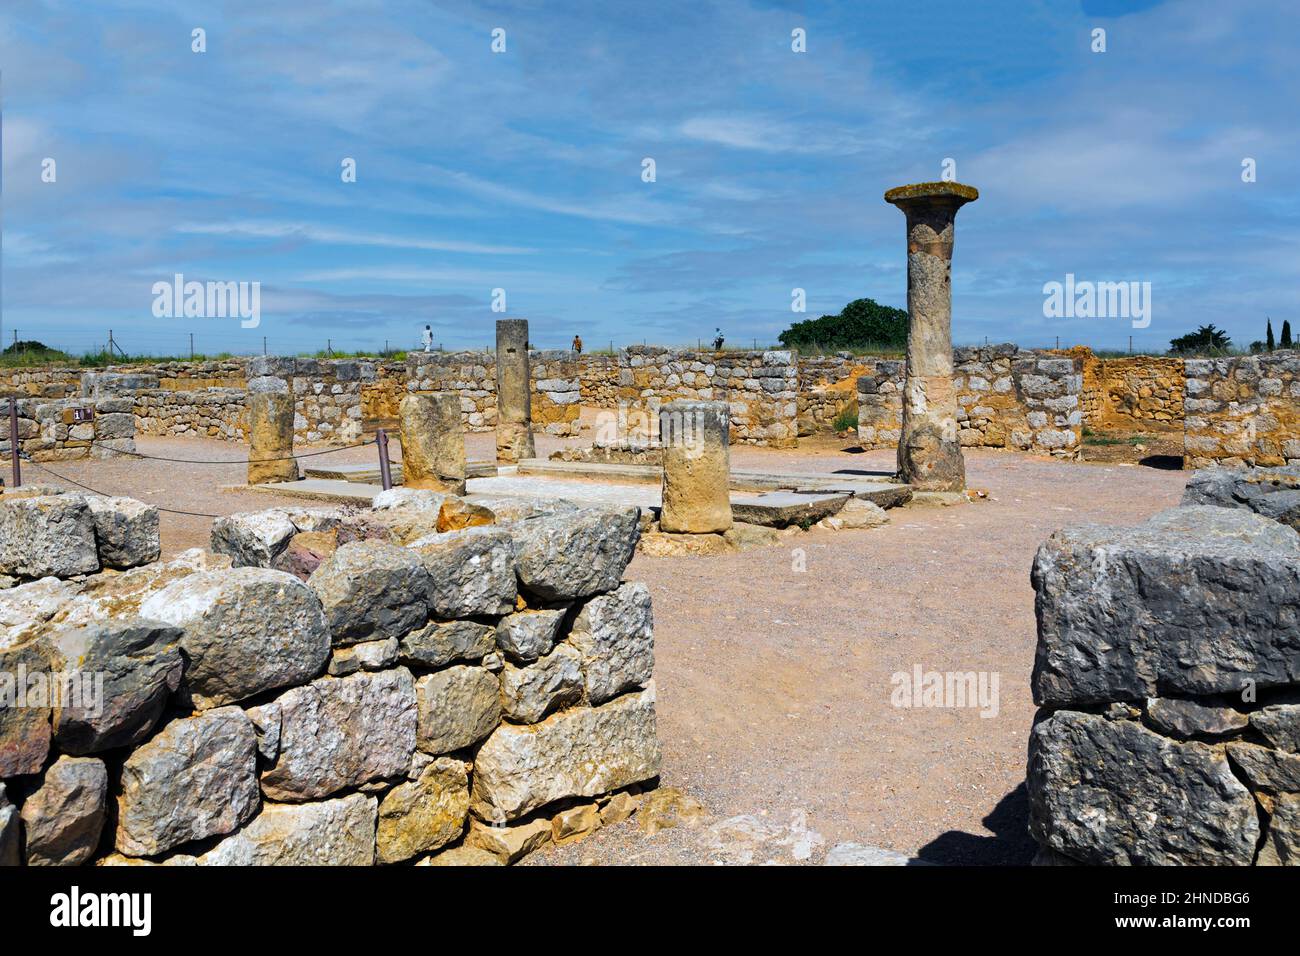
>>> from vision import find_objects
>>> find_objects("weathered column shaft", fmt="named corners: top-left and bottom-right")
top-left (659, 400), bottom-right (731, 533)
top-left (247, 376), bottom-right (298, 484)
top-left (400, 393), bottom-right (466, 495)
top-left (495, 319), bottom-right (535, 463)
top-left (884, 182), bottom-right (978, 492)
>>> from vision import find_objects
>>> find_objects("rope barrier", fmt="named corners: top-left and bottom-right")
top-left (17, 457), bottom-right (225, 518)
top-left (86, 437), bottom-right (376, 465)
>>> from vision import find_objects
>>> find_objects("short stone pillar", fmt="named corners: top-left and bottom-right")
top-left (247, 376), bottom-right (298, 485)
top-left (884, 181), bottom-right (978, 492)
top-left (659, 400), bottom-right (732, 533)
top-left (495, 319), bottom-right (535, 463)
top-left (399, 393), bottom-right (466, 495)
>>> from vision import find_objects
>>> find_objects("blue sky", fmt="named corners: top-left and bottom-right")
top-left (1, 0), bottom-right (1297, 355)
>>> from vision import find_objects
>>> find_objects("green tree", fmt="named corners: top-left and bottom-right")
top-left (1282, 320), bottom-right (1293, 349)
top-left (1169, 324), bottom-right (1231, 355)
top-left (1267, 317), bottom-right (1276, 351)
top-left (777, 297), bottom-right (908, 351)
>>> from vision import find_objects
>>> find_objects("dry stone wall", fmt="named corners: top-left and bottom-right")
top-left (0, 396), bottom-right (136, 464)
top-left (1027, 469), bottom-right (1300, 865)
top-left (1184, 352), bottom-right (1300, 469)
top-left (0, 486), bottom-right (659, 866)
top-left (857, 345), bottom-right (1084, 458)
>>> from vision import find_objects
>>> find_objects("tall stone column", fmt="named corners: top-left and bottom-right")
top-left (495, 319), bottom-right (535, 463)
top-left (399, 393), bottom-right (466, 495)
top-left (659, 400), bottom-right (731, 533)
top-left (884, 182), bottom-right (978, 492)
top-left (247, 376), bottom-right (298, 484)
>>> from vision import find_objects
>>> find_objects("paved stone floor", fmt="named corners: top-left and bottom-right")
top-left (25, 428), bottom-right (1189, 865)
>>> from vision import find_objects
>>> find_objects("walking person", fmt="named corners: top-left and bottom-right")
top-left (422, 325), bottom-right (433, 352)
top-left (572, 334), bottom-right (583, 354)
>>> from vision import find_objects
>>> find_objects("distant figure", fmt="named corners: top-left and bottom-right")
top-left (572, 334), bottom-right (583, 354)
top-left (421, 325), bottom-right (433, 352)
top-left (712, 328), bottom-right (725, 351)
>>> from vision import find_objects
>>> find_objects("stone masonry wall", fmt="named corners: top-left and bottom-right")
top-left (856, 345), bottom-right (1083, 458)
top-left (616, 346), bottom-right (798, 447)
top-left (1184, 352), bottom-right (1300, 469)
top-left (1027, 468), bottom-right (1300, 865)
top-left (0, 396), bottom-right (136, 464)
top-left (0, 486), bottom-right (659, 866)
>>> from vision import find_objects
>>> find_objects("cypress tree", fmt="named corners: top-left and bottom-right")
top-left (1267, 318), bottom-right (1276, 351)
top-left (1282, 320), bottom-right (1293, 349)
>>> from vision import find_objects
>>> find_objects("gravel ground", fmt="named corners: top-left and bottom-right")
top-left (19, 429), bottom-right (1188, 865)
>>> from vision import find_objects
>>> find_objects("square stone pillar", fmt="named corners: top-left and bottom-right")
top-left (399, 393), bottom-right (466, 495)
top-left (495, 319), bottom-right (535, 463)
top-left (247, 376), bottom-right (298, 485)
top-left (884, 182), bottom-right (978, 492)
top-left (659, 400), bottom-right (732, 533)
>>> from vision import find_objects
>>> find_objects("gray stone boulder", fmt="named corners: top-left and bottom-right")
top-left (415, 665), bottom-right (501, 755)
top-left (198, 792), bottom-right (376, 866)
top-left (20, 755), bottom-right (108, 866)
top-left (1183, 465), bottom-right (1300, 530)
top-left (568, 582), bottom-right (654, 704)
top-left (498, 643), bottom-right (583, 723)
top-left (308, 540), bottom-right (430, 645)
top-left (46, 618), bottom-right (184, 754)
top-left (0, 637), bottom-right (55, 776)
top-left (1032, 506), bottom-right (1300, 706)
top-left (1251, 702), bottom-right (1300, 752)
top-left (0, 576), bottom-right (81, 651)
top-left (0, 494), bottom-right (99, 579)
top-left (471, 684), bottom-right (660, 822)
top-left (140, 567), bottom-right (330, 709)
top-left (258, 668), bottom-right (417, 802)
top-left (85, 496), bottom-right (160, 569)
top-left (115, 707), bottom-right (260, 857)
top-left (509, 508), bottom-right (640, 601)
top-left (1225, 742), bottom-right (1300, 794)
top-left (495, 608), bottom-right (566, 662)
top-left (1258, 792), bottom-right (1300, 865)
top-left (399, 618), bottom-right (495, 668)
top-left (376, 757), bottom-right (470, 864)
top-left (412, 526), bottom-right (517, 618)
top-left (210, 510), bottom-right (297, 568)
top-left (370, 489), bottom-right (448, 544)
top-left (1027, 710), bottom-right (1258, 865)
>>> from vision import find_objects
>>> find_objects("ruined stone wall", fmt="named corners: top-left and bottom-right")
top-left (1063, 348), bottom-right (1184, 431)
top-left (0, 367), bottom-right (81, 400)
top-left (856, 345), bottom-right (1083, 458)
top-left (0, 488), bottom-right (659, 866)
top-left (1184, 352), bottom-right (1300, 469)
top-left (797, 354), bottom-right (872, 435)
top-left (134, 388), bottom-right (247, 441)
top-left (1027, 473), bottom-right (1300, 865)
top-left (577, 353), bottom-right (619, 409)
top-left (404, 351), bottom-right (580, 438)
top-left (616, 346), bottom-right (798, 447)
top-left (0, 396), bottom-right (136, 464)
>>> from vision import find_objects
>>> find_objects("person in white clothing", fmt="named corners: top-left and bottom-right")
top-left (421, 325), bottom-right (433, 352)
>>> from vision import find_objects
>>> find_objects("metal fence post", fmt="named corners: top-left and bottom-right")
top-left (376, 428), bottom-right (393, 490)
top-left (8, 397), bottom-right (21, 489)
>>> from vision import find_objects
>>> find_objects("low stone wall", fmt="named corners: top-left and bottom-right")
top-left (1184, 352), bottom-right (1300, 469)
top-left (0, 367), bottom-right (81, 400)
top-left (617, 346), bottom-right (798, 447)
top-left (1066, 347), bottom-right (1184, 431)
top-left (857, 345), bottom-right (1083, 458)
top-left (0, 487), bottom-right (660, 866)
top-left (134, 388), bottom-right (247, 441)
top-left (0, 396), bottom-right (136, 463)
top-left (1027, 468), bottom-right (1300, 865)
top-left (797, 354), bottom-right (871, 435)
top-left (578, 353), bottom-right (619, 408)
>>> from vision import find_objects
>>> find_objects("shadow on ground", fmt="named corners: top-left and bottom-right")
top-left (913, 783), bottom-right (1036, 865)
